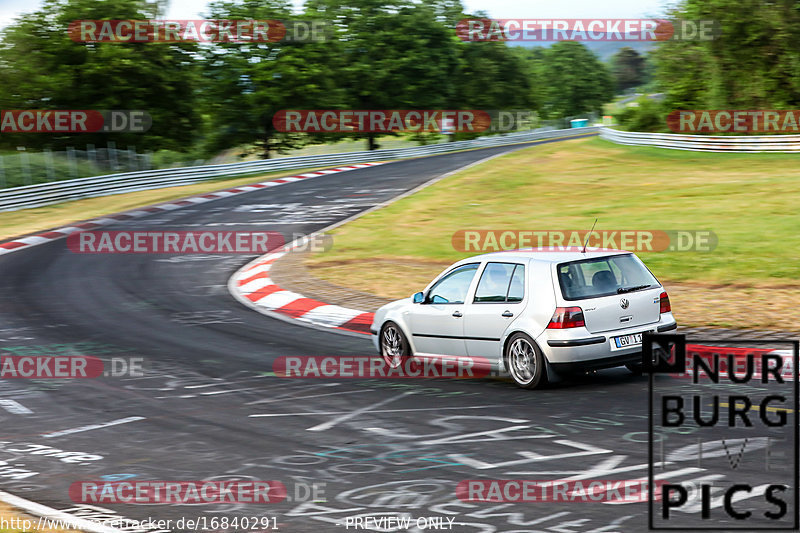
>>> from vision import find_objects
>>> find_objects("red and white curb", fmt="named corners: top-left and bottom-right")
top-left (0, 163), bottom-right (385, 256)
top-left (227, 152), bottom-right (524, 335)
top-left (229, 242), bottom-right (375, 335)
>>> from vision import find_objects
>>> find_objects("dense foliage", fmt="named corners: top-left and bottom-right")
top-left (9, 0), bottom-right (790, 152)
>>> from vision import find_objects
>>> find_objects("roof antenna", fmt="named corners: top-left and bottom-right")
top-left (582, 218), bottom-right (598, 254)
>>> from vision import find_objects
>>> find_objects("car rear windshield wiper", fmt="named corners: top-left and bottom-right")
top-left (617, 284), bottom-right (651, 294)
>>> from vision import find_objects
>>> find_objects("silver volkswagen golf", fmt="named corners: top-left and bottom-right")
top-left (370, 249), bottom-right (677, 389)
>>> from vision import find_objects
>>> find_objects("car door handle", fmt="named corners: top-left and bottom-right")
top-left (452, 311), bottom-right (463, 318)
top-left (502, 310), bottom-right (514, 317)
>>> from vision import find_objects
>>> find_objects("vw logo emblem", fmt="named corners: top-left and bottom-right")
top-left (620, 298), bottom-right (630, 309)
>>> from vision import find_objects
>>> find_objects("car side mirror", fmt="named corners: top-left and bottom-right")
top-left (412, 292), bottom-right (424, 304)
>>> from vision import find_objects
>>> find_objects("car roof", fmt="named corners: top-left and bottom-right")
top-left (460, 247), bottom-right (632, 265)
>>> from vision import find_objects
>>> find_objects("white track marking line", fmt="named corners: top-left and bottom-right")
top-left (244, 381), bottom-right (343, 402)
top-left (199, 387), bottom-right (256, 396)
top-left (246, 389), bottom-right (373, 406)
top-left (11, 236), bottom-right (50, 245)
top-left (53, 226), bottom-right (83, 234)
top-left (239, 278), bottom-right (273, 293)
top-left (296, 305), bottom-right (363, 326)
top-left (253, 290), bottom-right (304, 309)
top-left (42, 416), bottom-right (145, 438)
top-left (305, 391), bottom-right (414, 432)
top-left (0, 399), bottom-right (32, 415)
top-left (250, 404), bottom-right (499, 418)
top-left (242, 260), bottom-right (279, 276)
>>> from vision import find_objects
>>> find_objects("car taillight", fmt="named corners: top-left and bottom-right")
top-left (660, 291), bottom-right (671, 313)
top-left (547, 307), bottom-right (585, 329)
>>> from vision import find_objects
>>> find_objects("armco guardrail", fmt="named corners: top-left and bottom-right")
top-left (0, 127), bottom-right (597, 212)
top-left (601, 127), bottom-right (800, 153)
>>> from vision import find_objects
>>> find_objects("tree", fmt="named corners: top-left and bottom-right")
top-left (617, 95), bottom-right (667, 132)
top-left (653, 0), bottom-right (800, 111)
top-left (458, 43), bottom-right (537, 109)
top-left (305, 0), bottom-right (463, 149)
top-left (538, 41), bottom-right (614, 119)
top-left (0, 0), bottom-right (200, 152)
top-left (611, 47), bottom-right (646, 93)
top-left (201, 0), bottom-right (347, 158)
top-left (509, 46), bottom-right (547, 113)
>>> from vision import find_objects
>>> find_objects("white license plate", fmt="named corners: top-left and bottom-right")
top-left (612, 333), bottom-right (642, 350)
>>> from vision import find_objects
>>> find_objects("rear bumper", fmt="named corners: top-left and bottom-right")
top-left (550, 351), bottom-right (642, 373)
top-left (547, 336), bottom-right (606, 347)
top-left (538, 317), bottom-right (677, 368)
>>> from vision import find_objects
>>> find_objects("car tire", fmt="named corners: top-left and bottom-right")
top-left (380, 321), bottom-right (410, 369)
top-left (505, 333), bottom-right (547, 389)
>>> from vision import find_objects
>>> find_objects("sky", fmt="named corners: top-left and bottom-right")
top-left (0, 0), bottom-right (676, 30)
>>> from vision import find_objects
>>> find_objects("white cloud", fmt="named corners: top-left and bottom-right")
top-left (462, 0), bottom-right (671, 18)
top-left (0, 0), bottom-right (36, 29)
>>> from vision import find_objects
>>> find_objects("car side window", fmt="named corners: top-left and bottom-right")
top-left (474, 262), bottom-right (524, 303)
top-left (506, 264), bottom-right (525, 302)
top-left (427, 263), bottom-right (479, 304)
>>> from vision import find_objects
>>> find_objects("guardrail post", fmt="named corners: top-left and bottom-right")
top-left (107, 141), bottom-right (118, 171)
top-left (87, 144), bottom-right (97, 173)
top-left (17, 147), bottom-right (31, 186)
top-left (66, 147), bottom-right (78, 179)
top-left (127, 146), bottom-right (137, 171)
top-left (44, 148), bottom-right (55, 181)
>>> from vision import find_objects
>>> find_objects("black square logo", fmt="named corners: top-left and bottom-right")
top-left (642, 333), bottom-right (686, 373)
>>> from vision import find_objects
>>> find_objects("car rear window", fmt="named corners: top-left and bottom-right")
top-left (557, 254), bottom-right (659, 300)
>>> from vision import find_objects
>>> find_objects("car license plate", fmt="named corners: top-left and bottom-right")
top-left (612, 333), bottom-right (642, 350)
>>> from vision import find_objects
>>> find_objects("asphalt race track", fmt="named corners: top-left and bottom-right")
top-left (0, 135), bottom-right (796, 533)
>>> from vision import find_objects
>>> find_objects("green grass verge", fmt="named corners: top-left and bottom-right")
top-left (311, 136), bottom-right (800, 285)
